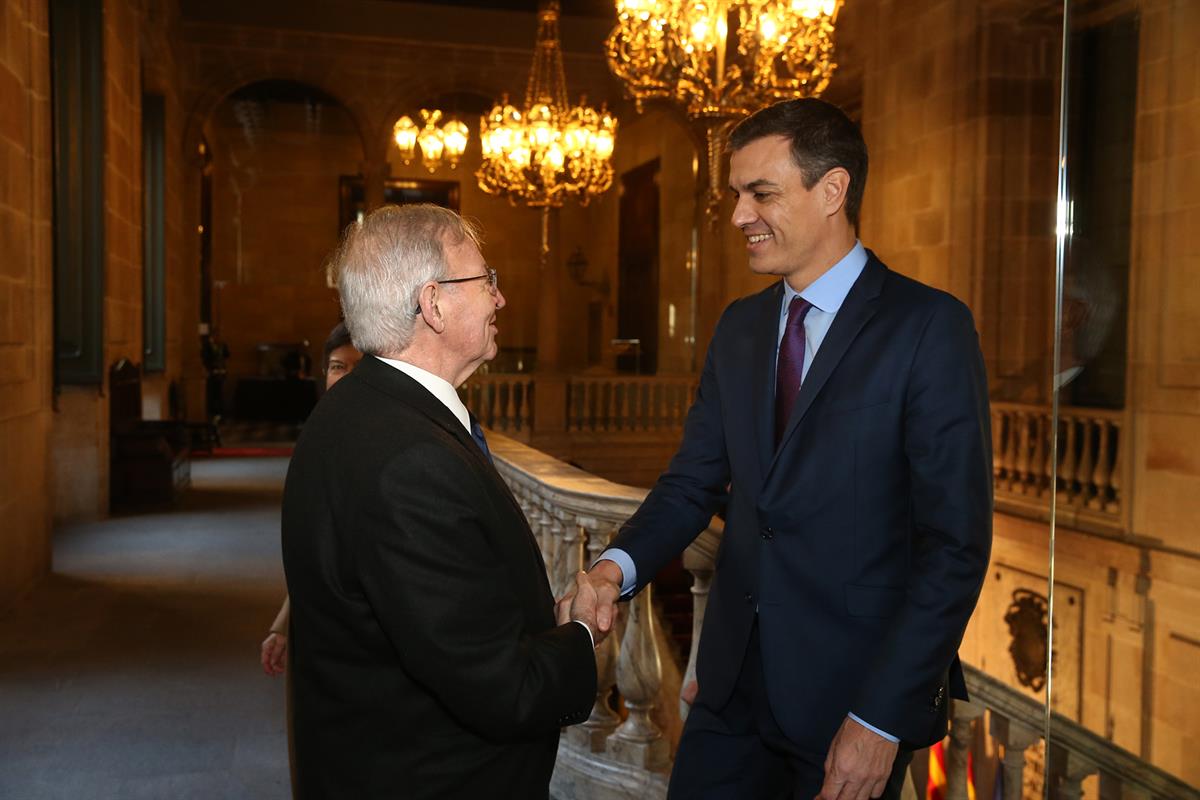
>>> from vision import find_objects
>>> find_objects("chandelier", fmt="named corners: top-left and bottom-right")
top-left (606, 0), bottom-right (843, 214)
top-left (476, 1), bottom-right (618, 209)
top-left (393, 109), bottom-right (470, 173)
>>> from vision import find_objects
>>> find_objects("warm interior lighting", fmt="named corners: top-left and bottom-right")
top-left (392, 109), bottom-right (469, 172)
top-left (476, 1), bottom-right (617, 209)
top-left (605, 0), bottom-right (843, 215)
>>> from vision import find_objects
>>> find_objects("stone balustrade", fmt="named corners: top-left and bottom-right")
top-left (457, 373), bottom-right (534, 433)
top-left (465, 376), bottom-right (1129, 536)
top-left (487, 426), bottom-right (1190, 800)
top-left (990, 402), bottom-right (1126, 534)
top-left (951, 666), bottom-right (1198, 800)
top-left (487, 431), bottom-right (720, 800)
top-left (565, 376), bottom-right (698, 433)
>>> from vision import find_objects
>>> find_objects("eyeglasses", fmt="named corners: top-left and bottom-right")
top-left (413, 268), bottom-right (498, 314)
top-left (438, 268), bottom-right (497, 293)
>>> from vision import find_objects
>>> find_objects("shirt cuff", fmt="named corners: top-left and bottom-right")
top-left (573, 619), bottom-right (595, 648)
top-left (848, 713), bottom-right (899, 743)
top-left (593, 548), bottom-right (637, 597)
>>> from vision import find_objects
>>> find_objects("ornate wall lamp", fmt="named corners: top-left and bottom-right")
top-left (393, 109), bottom-right (470, 172)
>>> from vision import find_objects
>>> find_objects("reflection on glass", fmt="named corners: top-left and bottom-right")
top-left (1045, 0), bottom-right (1199, 797)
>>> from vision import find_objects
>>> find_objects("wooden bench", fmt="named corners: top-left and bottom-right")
top-left (109, 359), bottom-right (191, 507)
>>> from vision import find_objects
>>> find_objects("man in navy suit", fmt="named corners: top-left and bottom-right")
top-left (580, 99), bottom-right (993, 798)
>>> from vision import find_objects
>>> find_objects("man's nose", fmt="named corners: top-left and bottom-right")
top-left (730, 197), bottom-right (755, 229)
top-left (494, 288), bottom-right (507, 310)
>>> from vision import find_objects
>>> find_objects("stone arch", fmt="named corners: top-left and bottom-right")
top-left (182, 68), bottom-right (370, 166)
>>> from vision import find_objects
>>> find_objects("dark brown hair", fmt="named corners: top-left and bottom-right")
top-left (728, 98), bottom-right (868, 226)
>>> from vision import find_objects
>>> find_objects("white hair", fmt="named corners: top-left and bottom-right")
top-left (335, 204), bottom-right (480, 355)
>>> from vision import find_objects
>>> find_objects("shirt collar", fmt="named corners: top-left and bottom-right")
top-left (781, 240), bottom-right (868, 314)
top-left (374, 356), bottom-right (472, 433)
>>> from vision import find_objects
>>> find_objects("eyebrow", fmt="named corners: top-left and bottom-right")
top-left (730, 179), bottom-right (782, 193)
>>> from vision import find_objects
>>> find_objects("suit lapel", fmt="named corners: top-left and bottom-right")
top-left (356, 355), bottom-right (533, 526)
top-left (767, 257), bottom-right (888, 477)
top-left (753, 282), bottom-right (785, 477)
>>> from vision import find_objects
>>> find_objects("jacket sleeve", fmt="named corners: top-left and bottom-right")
top-left (352, 440), bottom-right (597, 742)
top-left (851, 296), bottom-right (993, 743)
top-left (608, 306), bottom-right (734, 593)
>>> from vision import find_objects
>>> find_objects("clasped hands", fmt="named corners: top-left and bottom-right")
top-left (554, 560), bottom-right (624, 647)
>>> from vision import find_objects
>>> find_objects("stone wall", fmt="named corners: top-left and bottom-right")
top-left (1126, 0), bottom-right (1200, 781)
top-left (50, 0), bottom-right (189, 521)
top-left (0, 0), bottom-right (52, 607)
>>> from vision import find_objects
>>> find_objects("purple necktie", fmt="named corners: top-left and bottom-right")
top-left (775, 296), bottom-right (813, 445)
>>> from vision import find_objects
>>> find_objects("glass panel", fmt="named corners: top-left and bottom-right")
top-left (1048, 0), bottom-right (1200, 795)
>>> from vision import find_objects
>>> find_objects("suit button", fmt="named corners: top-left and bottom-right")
top-left (744, 593), bottom-right (753, 603)
top-left (761, 526), bottom-right (774, 540)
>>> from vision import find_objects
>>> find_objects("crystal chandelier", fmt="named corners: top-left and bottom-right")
top-left (606, 0), bottom-right (843, 214)
top-left (476, 1), bottom-right (618, 210)
top-left (393, 109), bottom-right (470, 173)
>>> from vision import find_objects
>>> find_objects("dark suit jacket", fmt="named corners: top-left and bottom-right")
top-left (609, 252), bottom-right (993, 753)
top-left (282, 355), bottom-right (596, 799)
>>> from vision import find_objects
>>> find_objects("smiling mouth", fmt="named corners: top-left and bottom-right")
top-left (746, 233), bottom-right (773, 245)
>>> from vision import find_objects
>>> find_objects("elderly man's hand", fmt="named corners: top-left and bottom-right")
top-left (816, 716), bottom-right (899, 800)
top-left (555, 571), bottom-right (614, 646)
top-left (557, 559), bottom-right (623, 636)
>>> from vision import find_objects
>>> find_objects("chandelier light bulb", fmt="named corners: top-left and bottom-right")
top-left (442, 119), bottom-right (469, 168)
top-left (392, 116), bottom-right (418, 164)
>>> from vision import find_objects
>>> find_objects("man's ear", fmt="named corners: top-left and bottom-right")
top-left (821, 167), bottom-right (851, 219)
top-left (416, 282), bottom-right (446, 333)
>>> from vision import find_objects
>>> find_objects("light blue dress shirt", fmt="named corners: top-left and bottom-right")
top-left (595, 241), bottom-right (897, 742)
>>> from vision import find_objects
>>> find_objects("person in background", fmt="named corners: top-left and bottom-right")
top-left (261, 322), bottom-right (361, 676)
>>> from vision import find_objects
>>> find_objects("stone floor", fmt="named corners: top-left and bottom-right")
top-left (0, 458), bottom-right (293, 799)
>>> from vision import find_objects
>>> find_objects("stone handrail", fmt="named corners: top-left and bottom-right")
top-left (487, 431), bottom-right (720, 798)
top-left (952, 666), bottom-right (1199, 800)
top-left (489, 427), bottom-right (1192, 799)
top-left (990, 402), bottom-right (1126, 534)
top-left (566, 375), bottom-right (698, 433)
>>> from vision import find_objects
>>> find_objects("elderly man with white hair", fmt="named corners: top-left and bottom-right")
top-left (281, 204), bottom-right (601, 800)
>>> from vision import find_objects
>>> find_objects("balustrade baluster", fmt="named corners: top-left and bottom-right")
top-left (1030, 413), bottom-right (1047, 497)
top-left (681, 564), bottom-right (711, 722)
top-left (585, 381), bottom-right (595, 431)
top-left (1076, 418), bottom-right (1096, 507)
top-left (604, 381), bottom-right (614, 431)
top-left (1107, 419), bottom-right (1122, 515)
top-left (1043, 410), bottom-right (1056, 499)
top-left (1052, 748), bottom-right (1098, 800)
top-left (992, 409), bottom-right (1005, 488)
top-left (606, 584), bottom-right (669, 770)
top-left (946, 701), bottom-right (984, 800)
top-left (1089, 419), bottom-right (1113, 511)
top-left (532, 503), bottom-right (552, 565)
top-left (543, 505), bottom-right (565, 596)
top-left (570, 517), bottom-right (622, 751)
top-left (1059, 416), bottom-right (1078, 504)
top-left (1003, 410), bottom-right (1020, 491)
top-left (990, 714), bottom-right (1040, 800)
top-left (557, 512), bottom-right (583, 597)
top-left (1015, 412), bottom-right (1033, 493)
top-left (500, 381), bottom-right (514, 431)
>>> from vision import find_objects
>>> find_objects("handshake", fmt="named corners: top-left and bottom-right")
top-left (555, 560), bottom-right (624, 647)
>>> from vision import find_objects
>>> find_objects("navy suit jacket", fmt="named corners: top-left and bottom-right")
top-left (608, 252), bottom-right (993, 752)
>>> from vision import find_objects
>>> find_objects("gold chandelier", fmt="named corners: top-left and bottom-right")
top-left (393, 109), bottom-right (470, 173)
top-left (477, 1), bottom-right (618, 209)
top-left (606, 0), bottom-right (843, 213)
